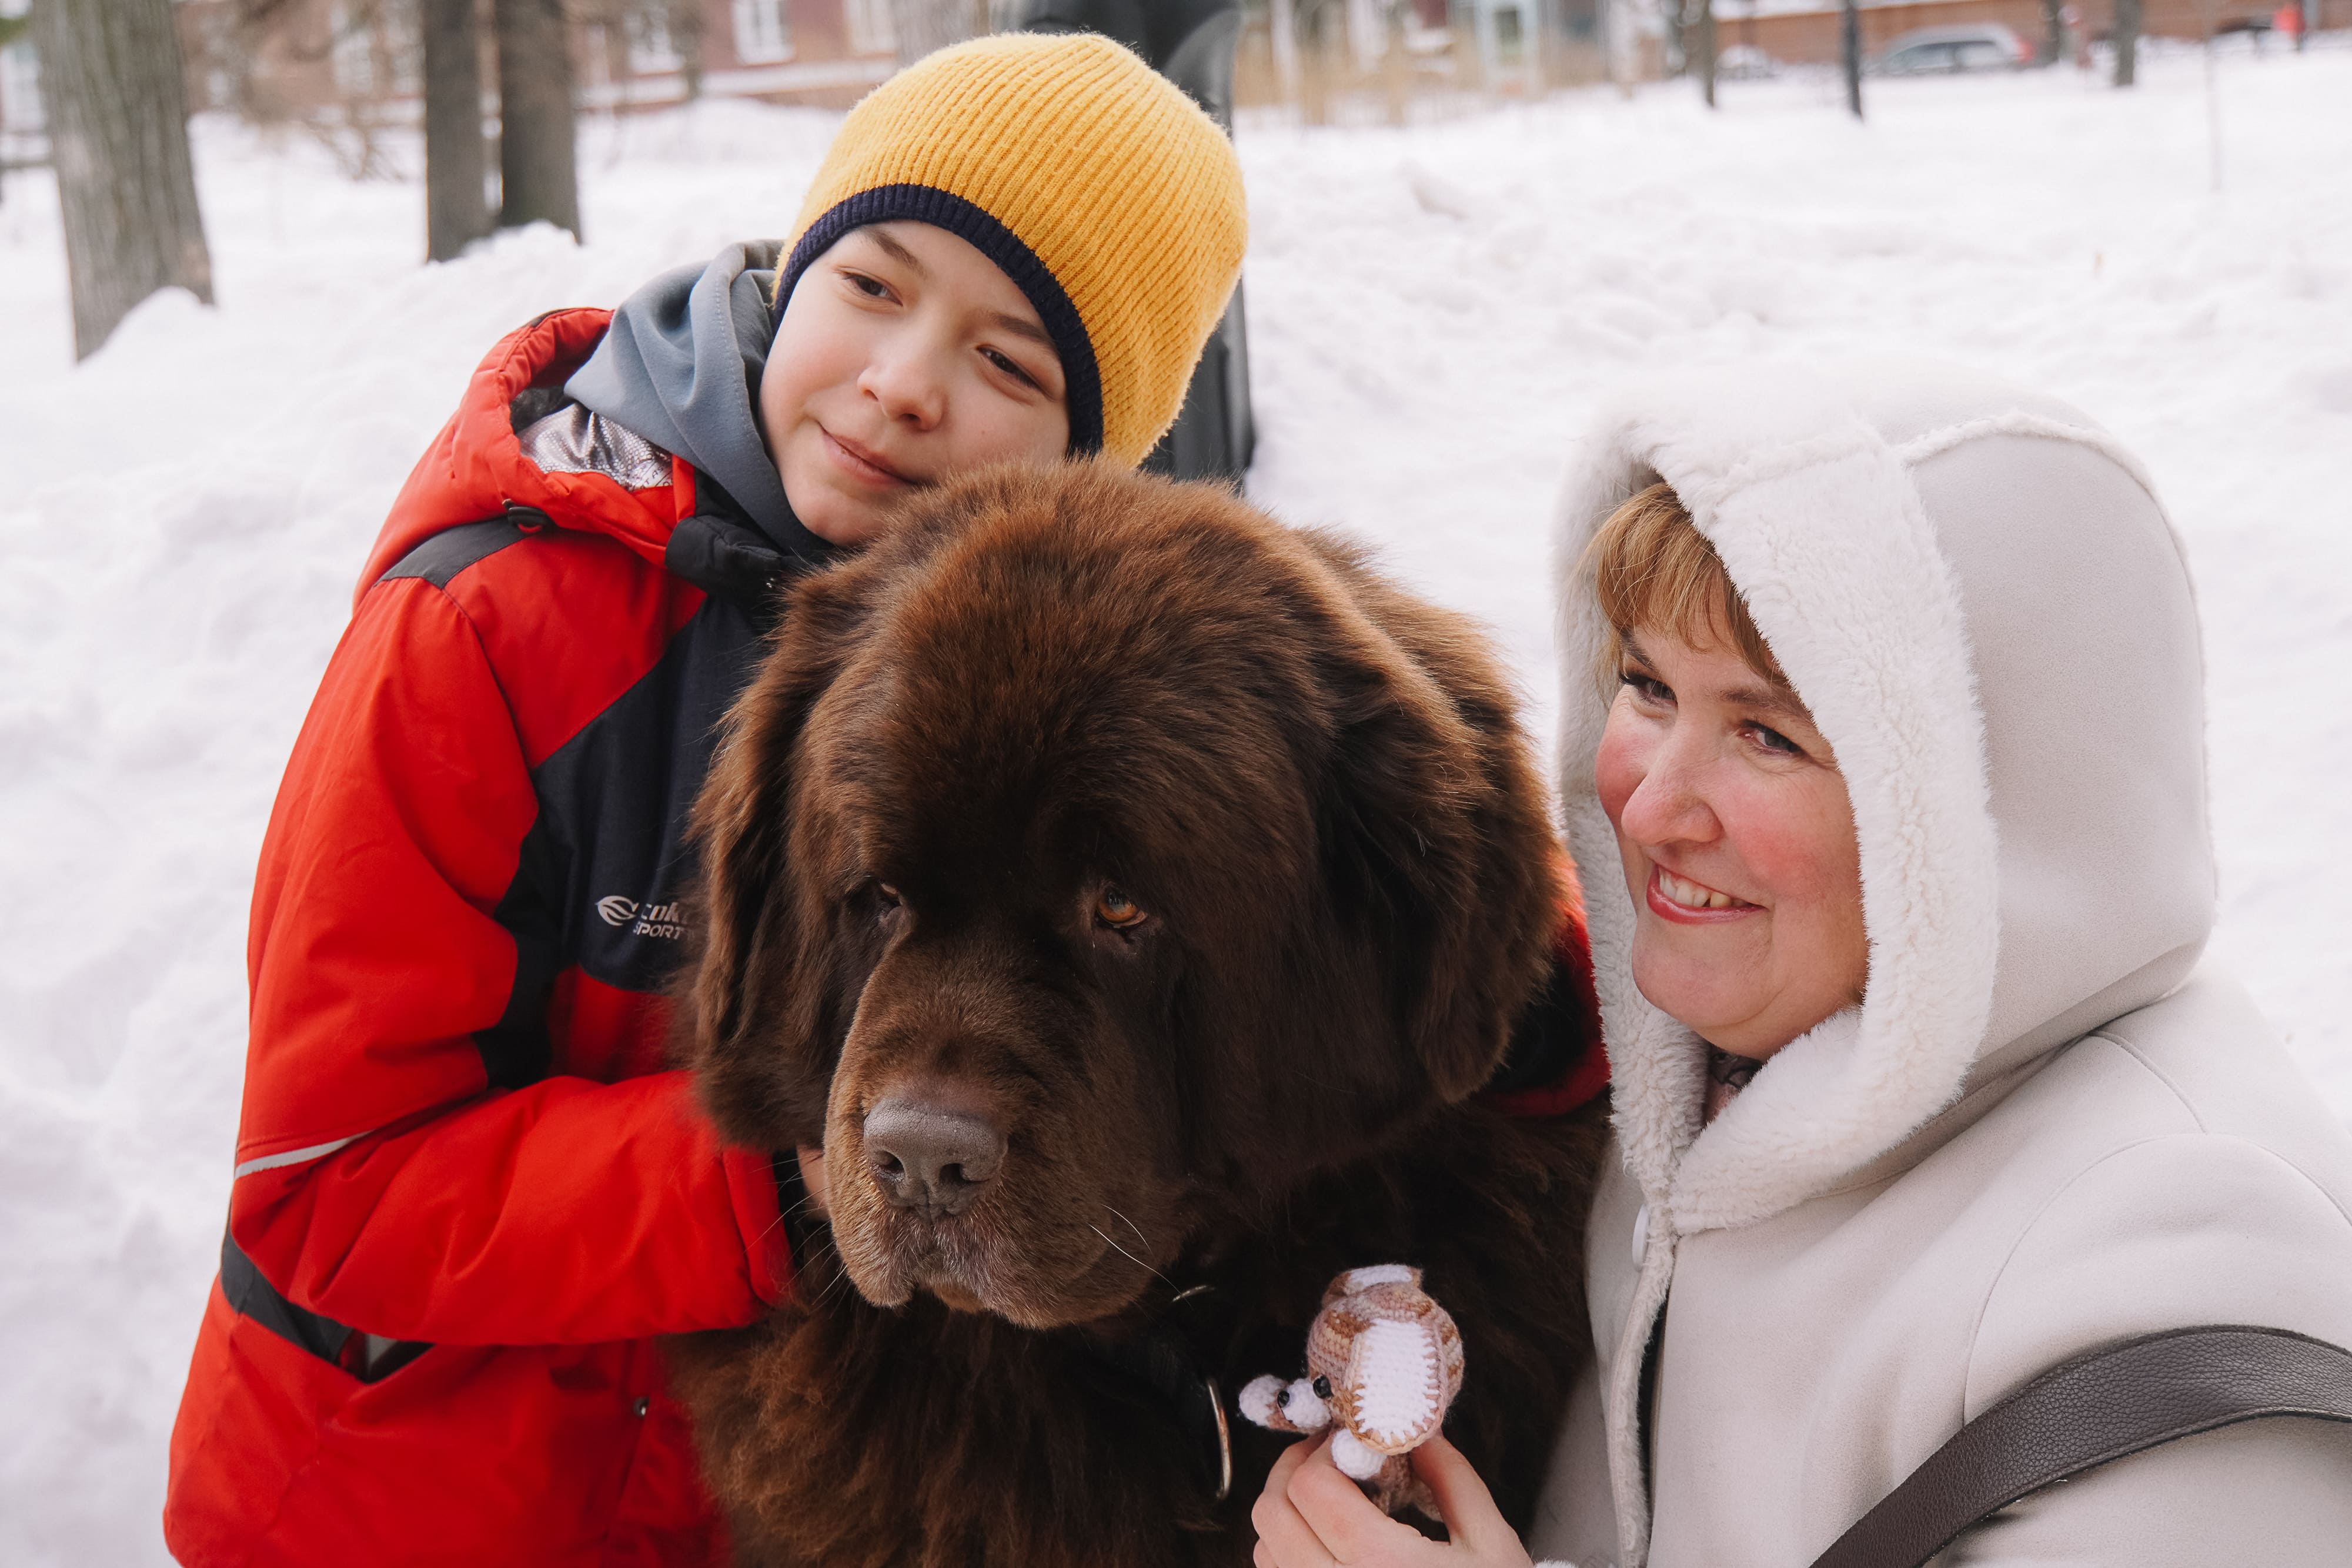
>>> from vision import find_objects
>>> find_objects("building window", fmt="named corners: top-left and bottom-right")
top-left (1494, 4), bottom-right (1523, 61)
top-left (583, 23), bottom-right (613, 87)
top-left (628, 10), bottom-right (683, 73)
top-left (1, 37), bottom-right (43, 136)
top-left (732, 0), bottom-right (794, 62)
top-left (329, 1), bottom-right (376, 94)
top-left (844, 0), bottom-right (897, 55)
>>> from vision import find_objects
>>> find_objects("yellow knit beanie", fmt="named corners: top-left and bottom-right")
top-left (775, 32), bottom-right (1247, 468)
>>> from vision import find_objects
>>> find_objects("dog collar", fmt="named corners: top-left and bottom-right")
top-left (1068, 1283), bottom-right (1233, 1502)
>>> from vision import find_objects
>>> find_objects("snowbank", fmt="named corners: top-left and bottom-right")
top-left (1, 49), bottom-right (2347, 1564)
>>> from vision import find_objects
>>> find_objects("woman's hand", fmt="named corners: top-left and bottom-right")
top-left (1250, 1435), bottom-right (1534, 1568)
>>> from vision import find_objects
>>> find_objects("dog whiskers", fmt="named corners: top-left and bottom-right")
top-left (750, 1185), bottom-right (833, 1251)
top-left (818, 1268), bottom-right (855, 1311)
top-left (1088, 1221), bottom-right (1171, 1288)
top-left (1103, 1203), bottom-right (1156, 1259)
top-left (807, 1252), bottom-right (856, 1312)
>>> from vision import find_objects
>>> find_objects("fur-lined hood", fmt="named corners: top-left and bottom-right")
top-left (1552, 359), bottom-right (2216, 1235)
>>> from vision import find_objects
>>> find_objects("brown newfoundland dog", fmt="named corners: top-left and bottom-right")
top-left (669, 462), bottom-right (1606, 1567)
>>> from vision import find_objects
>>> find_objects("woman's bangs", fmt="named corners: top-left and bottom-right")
top-left (1587, 483), bottom-right (1781, 683)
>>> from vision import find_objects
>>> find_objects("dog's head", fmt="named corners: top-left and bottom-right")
top-left (683, 462), bottom-right (1559, 1328)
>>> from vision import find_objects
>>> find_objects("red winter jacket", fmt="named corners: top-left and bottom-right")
top-left (165, 310), bottom-right (801, 1568)
top-left (164, 307), bottom-right (1608, 1568)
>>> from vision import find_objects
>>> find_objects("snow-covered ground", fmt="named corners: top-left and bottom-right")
top-left (3, 45), bottom-right (2349, 1564)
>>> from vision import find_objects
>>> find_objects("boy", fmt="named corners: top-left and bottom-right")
top-left (162, 34), bottom-right (1247, 1567)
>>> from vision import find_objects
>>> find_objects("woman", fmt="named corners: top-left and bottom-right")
top-left (1251, 360), bottom-right (2352, 1567)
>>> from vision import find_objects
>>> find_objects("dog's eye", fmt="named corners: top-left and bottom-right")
top-left (875, 883), bottom-right (901, 908)
top-left (1094, 887), bottom-right (1148, 930)
top-left (1312, 1375), bottom-right (1332, 1400)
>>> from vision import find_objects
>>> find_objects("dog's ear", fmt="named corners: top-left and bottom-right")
top-left (680, 559), bottom-right (878, 1145)
top-left (1306, 555), bottom-right (1562, 1105)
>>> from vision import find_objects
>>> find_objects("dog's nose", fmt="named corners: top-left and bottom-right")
top-left (863, 1098), bottom-right (1006, 1216)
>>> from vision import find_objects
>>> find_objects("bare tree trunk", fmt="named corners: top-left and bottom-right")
top-left (0, 13), bottom-right (16, 206)
top-left (1605, 0), bottom-right (1638, 95)
top-left (665, 0), bottom-right (704, 99)
top-left (2113, 0), bottom-right (2140, 85)
top-left (1269, 0), bottom-right (1301, 105)
top-left (1298, 0), bottom-right (1330, 126)
top-left (890, 0), bottom-right (981, 66)
top-left (493, 0), bottom-right (579, 236)
top-left (1381, 1), bottom-right (1408, 126)
top-left (0, 9), bottom-right (24, 205)
top-left (1695, 0), bottom-right (1717, 106)
top-left (31, 0), bottom-right (216, 359)
top-left (425, 0), bottom-right (490, 260)
top-left (1841, 0), bottom-right (1863, 118)
top-left (2041, 0), bottom-right (2063, 62)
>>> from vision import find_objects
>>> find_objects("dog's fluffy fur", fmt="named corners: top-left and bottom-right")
top-left (669, 462), bottom-right (1604, 1567)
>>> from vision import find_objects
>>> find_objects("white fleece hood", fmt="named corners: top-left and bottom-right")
top-left (1553, 359), bottom-right (2217, 1235)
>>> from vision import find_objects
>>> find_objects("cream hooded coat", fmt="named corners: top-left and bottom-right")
top-left (1525, 362), bottom-right (2352, 1568)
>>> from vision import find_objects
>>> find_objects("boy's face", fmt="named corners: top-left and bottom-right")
top-left (761, 222), bottom-right (1071, 548)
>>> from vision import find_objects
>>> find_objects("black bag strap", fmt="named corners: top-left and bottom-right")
top-left (1808, 1325), bottom-right (2352, 1568)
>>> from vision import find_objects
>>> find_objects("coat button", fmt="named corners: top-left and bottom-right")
top-left (633, 1397), bottom-right (650, 1417)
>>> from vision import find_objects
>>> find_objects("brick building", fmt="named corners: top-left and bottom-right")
top-left (169, 0), bottom-right (908, 126)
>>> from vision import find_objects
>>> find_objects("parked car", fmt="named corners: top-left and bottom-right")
top-left (1715, 43), bottom-right (1781, 80)
top-left (1869, 24), bottom-right (2034, 74)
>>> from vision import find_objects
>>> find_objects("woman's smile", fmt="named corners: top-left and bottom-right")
top-left (1646, 863), bottom-right (1759, 922)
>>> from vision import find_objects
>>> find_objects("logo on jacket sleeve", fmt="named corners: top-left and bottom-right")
top-left (596, 895), bottom-right (688, 940)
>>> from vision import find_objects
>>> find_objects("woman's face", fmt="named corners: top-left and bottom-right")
top-left (1595, 624), bottom-right (1869, 1059)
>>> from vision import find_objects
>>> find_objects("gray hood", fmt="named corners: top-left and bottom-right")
top-left (568, 240), bottom-right (830, 560)
top-left (1552, 359), bottom-right (2216, 1234)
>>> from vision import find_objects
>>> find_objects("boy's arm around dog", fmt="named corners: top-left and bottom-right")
top-left (223, 554), bottom-right (793, 1347)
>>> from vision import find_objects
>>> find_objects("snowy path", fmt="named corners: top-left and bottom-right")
top-left (2, 48), bottom-right (2347, 1563)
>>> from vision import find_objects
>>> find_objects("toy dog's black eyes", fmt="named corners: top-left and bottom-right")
top-left (1312, 1375), bottom-right (1332, 1399)
top-left (1274, 1388), bottom-right (1289, 1408)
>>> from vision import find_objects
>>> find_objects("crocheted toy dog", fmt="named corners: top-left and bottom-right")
top-left (1237, 1265), bottom-right (1465, 1517)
